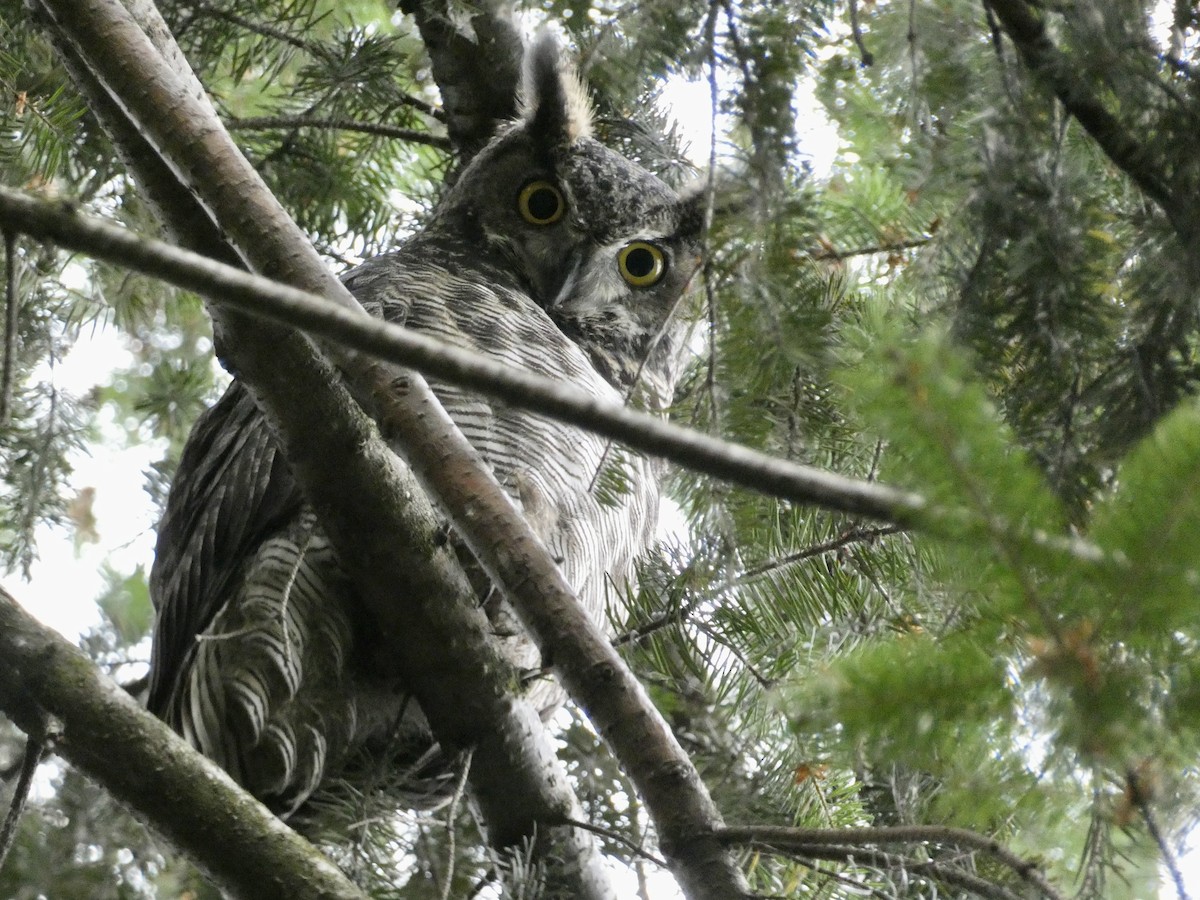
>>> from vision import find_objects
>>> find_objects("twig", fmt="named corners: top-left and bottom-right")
top-left (1074, 797), bottom-right (1107, 900)
top-left (702, 0), bottom-right (722, 436)
top-left (466, 868), bottom-right (499, 899)
top-left (0, 726), bottom-right (46, 871)
top-left (907, 0), bottom-right (918, 79)
top-left (719, 1), bottom-right (755, 92)
top-left (190, 4), bottom-right (324, 57)
top-left (907, 858), bottom-right (1025, 900)
top-left (348, 692), bottom-right (417, 872)
top-left (1, 230), bottom-right (16, 425)
top-left (627, 790), bottom-right (653, 900)
top-left (562, 816), bottom-right (668, 868)
top-left (717, 823), bottom-right (1063, 900)
top-left (808, 235), bottom-right (930, 261)
top-left (800, 859), bottom-right (894, 899)
top-left (1127, 767), bottom-right (1191, 900)
top-left (773, 841), bottom-right (1026, 900)
top-left (439, 748), bottom-right (473, 900)
top-left (738, 525), bottom-right (904, 581)
top-left (695, 621), bottom-right (775, 688)
top-left (849, 0), bottom-right (875, 66)
top-left (226, 116), bottom-right (451, 150)
top-left (867, 439), bottom-right (884, 482)
top-left (611, 594), bottom-right (708, 649)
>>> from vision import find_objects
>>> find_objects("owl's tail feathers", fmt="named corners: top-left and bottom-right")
top-left (166, 523), bottom-right (462, 820)
top-left (177, 603), bottom-right (462, 820)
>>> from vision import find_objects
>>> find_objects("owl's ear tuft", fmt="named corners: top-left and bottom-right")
top-left (521, 32), bottom-right (593, 148)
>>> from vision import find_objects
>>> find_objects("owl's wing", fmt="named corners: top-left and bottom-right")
top-left (146, 381), bottom-right (304, 717)
top-left (340, 249), bottom-right (417, 325)
top-left (146, 253), bottom-right (417, 717)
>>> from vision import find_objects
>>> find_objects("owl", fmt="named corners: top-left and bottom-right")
top-left (145, 35), bottom-right (706, 817)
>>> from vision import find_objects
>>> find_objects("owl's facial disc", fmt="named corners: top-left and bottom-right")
top-left (492, 176), bottom-right (581, 304)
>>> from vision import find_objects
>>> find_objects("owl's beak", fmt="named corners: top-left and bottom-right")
top-left (545, 253), bottom-right (583, 312)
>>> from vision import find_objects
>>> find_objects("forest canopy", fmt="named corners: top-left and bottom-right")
top-left (1, 1), bottom-right (1200, 898)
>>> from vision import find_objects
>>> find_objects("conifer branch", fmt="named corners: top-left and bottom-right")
top-left (226, 116), bottom-right (451, 149)
top-left (808, 235), bottom-right (930, 261)
top-left (0, 727), bottom-right (44, 872)
top-left (184, 4), bottom-right (443, 122)
top-left (984, 0), bottom-right (1187, 241)
top-left (562, 817), bottom-right (668, 867)
top-left (717, 823), bottom-right (1063, 900)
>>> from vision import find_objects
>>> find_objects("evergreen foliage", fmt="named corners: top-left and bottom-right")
top-left (3, 0), bottom-right (1200, 897)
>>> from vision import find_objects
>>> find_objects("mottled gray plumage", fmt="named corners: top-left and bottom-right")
top-left (146, 36), bottom-right (705, 817)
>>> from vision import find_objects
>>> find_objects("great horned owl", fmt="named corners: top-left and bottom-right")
top-left (145, 36), bottom-right (705, 817)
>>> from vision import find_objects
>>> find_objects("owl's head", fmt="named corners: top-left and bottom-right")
top-left (431, 35), bottom-right (707, 399)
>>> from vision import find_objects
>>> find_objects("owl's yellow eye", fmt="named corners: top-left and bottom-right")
top-left (518, 180), bottom-right (565, 225)
top-left (617, 241), bottom-right (666, 287)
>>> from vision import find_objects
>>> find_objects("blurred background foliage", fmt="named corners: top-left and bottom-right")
top-left (3, 0), bottom-right (1200, 896)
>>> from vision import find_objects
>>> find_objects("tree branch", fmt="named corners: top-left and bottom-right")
top-left (983, 0), bottom-right (1189, 244)
top-left (0, 185), bottom-right (925, 525)
top-left (0, 182), bottom-right (1124, 585)
top-left (717, 823), bottom-right (1063, 900)
top-left (847, 0), bottom-right (875, 67)
top-left (225, 115), bottom-right (451, 150)
top-left (0, 230), bottom-right (16, 426)
top-left (397, 0), bottom-right (525, 161)
top-left (0, 586), bottom-right (367, 900)
top-left (1126, 766), bottom-right (1191, 900)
